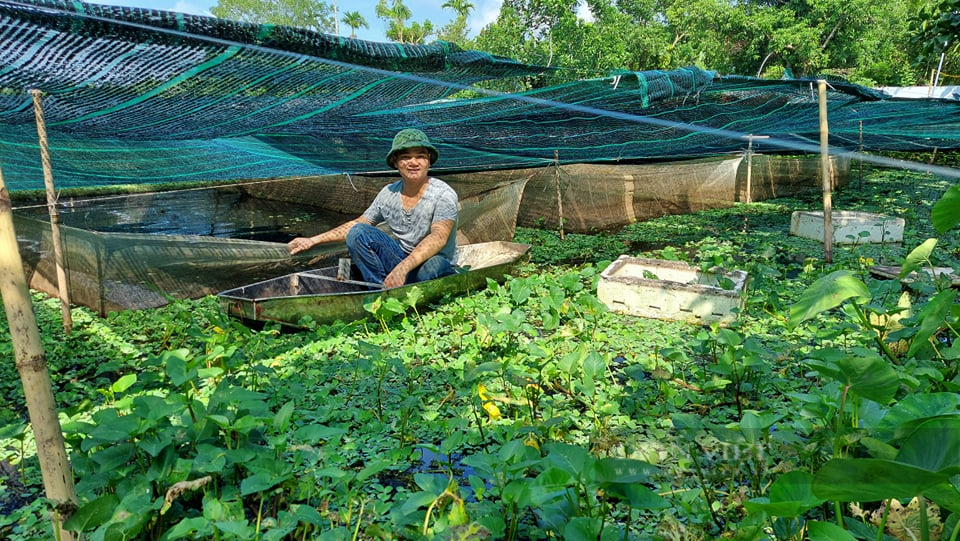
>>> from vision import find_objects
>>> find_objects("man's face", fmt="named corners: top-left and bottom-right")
top-left (395, 148), bottom-right (431, 181)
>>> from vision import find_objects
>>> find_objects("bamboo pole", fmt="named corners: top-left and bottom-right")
top-left (742, 135), bottom-right (769, 203)
top-left (0, 165), bottom-right (78, 541)
top-left (858, 120), bottom-right (863, 189)
top-left (554, 150), bottom-right (564, 240)
top-left (818, 80), bottom-right (833, 264)
top-left (31, 89), bottom-right (72, 333)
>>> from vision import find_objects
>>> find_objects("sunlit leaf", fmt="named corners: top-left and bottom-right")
top-left (804, 352), bottom-right (899, 404)
top-left (595, 457), bottom-right (659, 484)
top-left (744, 471), bottom-right (823, 518)
top-left (603, 483), bottom-right (669, 509)
top-left (788, 270), bottom-right (871, 328)
top-left (110, 373), bottom-right (137, 394)
top-left (872, 392), bottom-right (960, 442)
top-left (240, 472), bottom-right (289, 495)
top-left (813, 458), bottom-right (948, 501)
top-left (806, 520), bottom-right (858, 540)
top-left (932, 184), bottom-right (960, 233)
top-left (907, 288), bottom-right (957, 358)
top-left (896, 416), bottom-right (960, 474)
top-left (899, 238), bottom-right (938, 279)
top-left (63, 493), bottom-right (119, 531)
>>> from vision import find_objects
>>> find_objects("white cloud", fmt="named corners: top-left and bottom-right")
top-left (172, 0), bottom-right (211, 16)
top-left (577, 1), bottom-right (593, 24)
top-left (469, 0), bottom-right (502, 36)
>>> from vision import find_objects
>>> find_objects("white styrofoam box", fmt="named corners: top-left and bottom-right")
top-left (597, 256), bottom-right (749, 325)
top-left (790, 210), bottom-right (904, 244)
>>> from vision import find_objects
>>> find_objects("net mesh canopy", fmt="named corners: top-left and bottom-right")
top-left (1, 0), bottom-right (959, 191)
top-left (1, 0), bottom-right (958, 313)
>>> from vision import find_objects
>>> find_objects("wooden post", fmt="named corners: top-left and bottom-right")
top-left (554, 150), bottom-right (564, 240)
top-left (742, 135), bottom-right (769, 203)
top-left (0, 166), bottom-right (78, 541)
top-left (818, 80), bottom-right (833, 263)
top-left (31, 90), bottom-right (72, 333)
top-left (858, 120), bottom-right (863, 189)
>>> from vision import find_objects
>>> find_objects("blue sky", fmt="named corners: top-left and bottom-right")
top-left (94, 0), bottom-right (504, 42)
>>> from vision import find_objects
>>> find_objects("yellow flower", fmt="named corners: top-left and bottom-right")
top-left (477, 383), bottom-right (501, 420)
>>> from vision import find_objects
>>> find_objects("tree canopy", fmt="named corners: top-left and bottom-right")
top-left (211, 0), bottom-right (334, 32)
top-left (472, 0), bottom-right (957, 87)
top-left (210, 0), bottom-right (958, 87)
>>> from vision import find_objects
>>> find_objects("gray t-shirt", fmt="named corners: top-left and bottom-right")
top-left (363, 177), bottom-right (459, 262)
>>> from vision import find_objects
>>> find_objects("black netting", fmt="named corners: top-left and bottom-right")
top-left (0, 0), bottom-right (958, 192)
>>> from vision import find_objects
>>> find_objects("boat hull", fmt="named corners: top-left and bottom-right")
top-left (217, 241), bottom-right (531, 327)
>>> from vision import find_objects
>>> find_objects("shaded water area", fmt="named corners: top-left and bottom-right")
top-left (13, 186), bottom-right (353, 241)
top-left (12, 185), bottom-right (361, 313)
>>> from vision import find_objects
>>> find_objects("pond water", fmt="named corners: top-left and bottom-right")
top-left (14, 187), bottom-right (353, 242)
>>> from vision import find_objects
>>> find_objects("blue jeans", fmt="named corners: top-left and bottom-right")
top-left (346, 223), bottom-right (455, 286)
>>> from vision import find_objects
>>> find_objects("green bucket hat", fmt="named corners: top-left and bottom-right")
top-left (386, 128), bottom-right (439, 169)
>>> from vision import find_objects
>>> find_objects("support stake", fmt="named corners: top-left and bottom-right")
top-left (0, 164), bottom-right (78, 541)
top-left (818, 80), bottom-right (833, 264)
top-left (742, 135), bottom-right (769, 203)
top-left (554, 150), bottom-right (564, 240)
top-left (31, 89), bottom-right (72, 333)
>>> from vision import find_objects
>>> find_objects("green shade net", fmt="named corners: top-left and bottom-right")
top-left (1, 0), bottom-right (958, 192)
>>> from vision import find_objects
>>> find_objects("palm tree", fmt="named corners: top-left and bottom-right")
top-left (341, 10), bottom-right (368, 38)
top-left (439, 0), bottom-right (473, 44)
top-left (376, 0), bottom-right (412, 43)
top-left (441, 0), bottom-right (473, 19)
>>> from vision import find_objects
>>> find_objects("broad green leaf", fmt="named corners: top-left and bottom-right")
top-left (535, 466), bottom-right (577, 487)
top-left (131, 394), bottom-right (181, 423)
top-left (91, 443), bottom-right (136, 472)
top-left (932, 184), bottom-right (960, 233)
top-left (582, 351), bottom-right (607, 382)
top-left (563, 517), bottom-right (606, 541)
top-left (603, 483), bottom-right (669, 509)
top-left (63, 493), bottom-right (120, 531)
top-left (163, 349), bottom-right (195, 387)
top-left (873, 392), bottom-right (960, 443)
top-left (163, 516), bottom-right (212, 540)
top-left (896, 416), bottom-right (960, 473)
top-left (293, 424), bottom-right (347, 444)
top-left (813, 458), bottom-right (949, 501)
top-left (405, 286), bottom-right (423, 307)
top-left (788, 270), bottom-right (871, 328)
top-left (110, 373), bottom-right (137, 394)
top-left (740, 410), bottom-right (782, 444)
top-left (501, 478), bottom-right (534, 506)
top-left (923, 482), bottom-right (960, 515)
top-left (399, 491), bottom-right (438, 515)
top-left (907, 288), bottom-right (957, 358)
top-left (213, 520), bottom-right (254, 537)
top-left (273, 400), bottom-right (295, 432)
top-left (899, 238), bottom-right (938, 279)
top-left (356, 458), bottom-right (392, 482)
top-left (807, 520), bottom-right (858, 540)
top-left (543, 442), bottom-right (592, 478)
top-left (595, 457), bottom-right (659, 484)
top-left (287, 503), bottom-right (325, 526)
top-left (744, 471), bottom-right (823, 518)
top-left (413, 472), bottom-right (450, 494)
top-left (805, 353), bottom-right (899, 404)
top-left (240, 472), bottom-right (290, 495)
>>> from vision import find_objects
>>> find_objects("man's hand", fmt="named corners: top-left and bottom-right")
top-left (383, 264), bottom-right (410, 289)
top-left (288, 237), bottom-right (314, 255)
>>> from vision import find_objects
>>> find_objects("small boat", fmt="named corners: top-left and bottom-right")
top-left (869, 264), bottom-right (960, 287)
top-left (217, 241), bottom-right (531, 328)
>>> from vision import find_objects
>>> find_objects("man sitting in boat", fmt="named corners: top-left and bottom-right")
top-left (287, 128), bottom-right (459, 288)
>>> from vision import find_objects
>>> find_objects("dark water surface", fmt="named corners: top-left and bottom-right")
top-left (15, 187), bottom-right (353, 242)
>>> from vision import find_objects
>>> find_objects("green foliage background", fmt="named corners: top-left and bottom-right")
top-left (2, 156), bottom-right (959, 539)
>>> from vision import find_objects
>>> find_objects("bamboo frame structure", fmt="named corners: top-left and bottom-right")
top-left (0, 164), bottom-right (78, 541)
